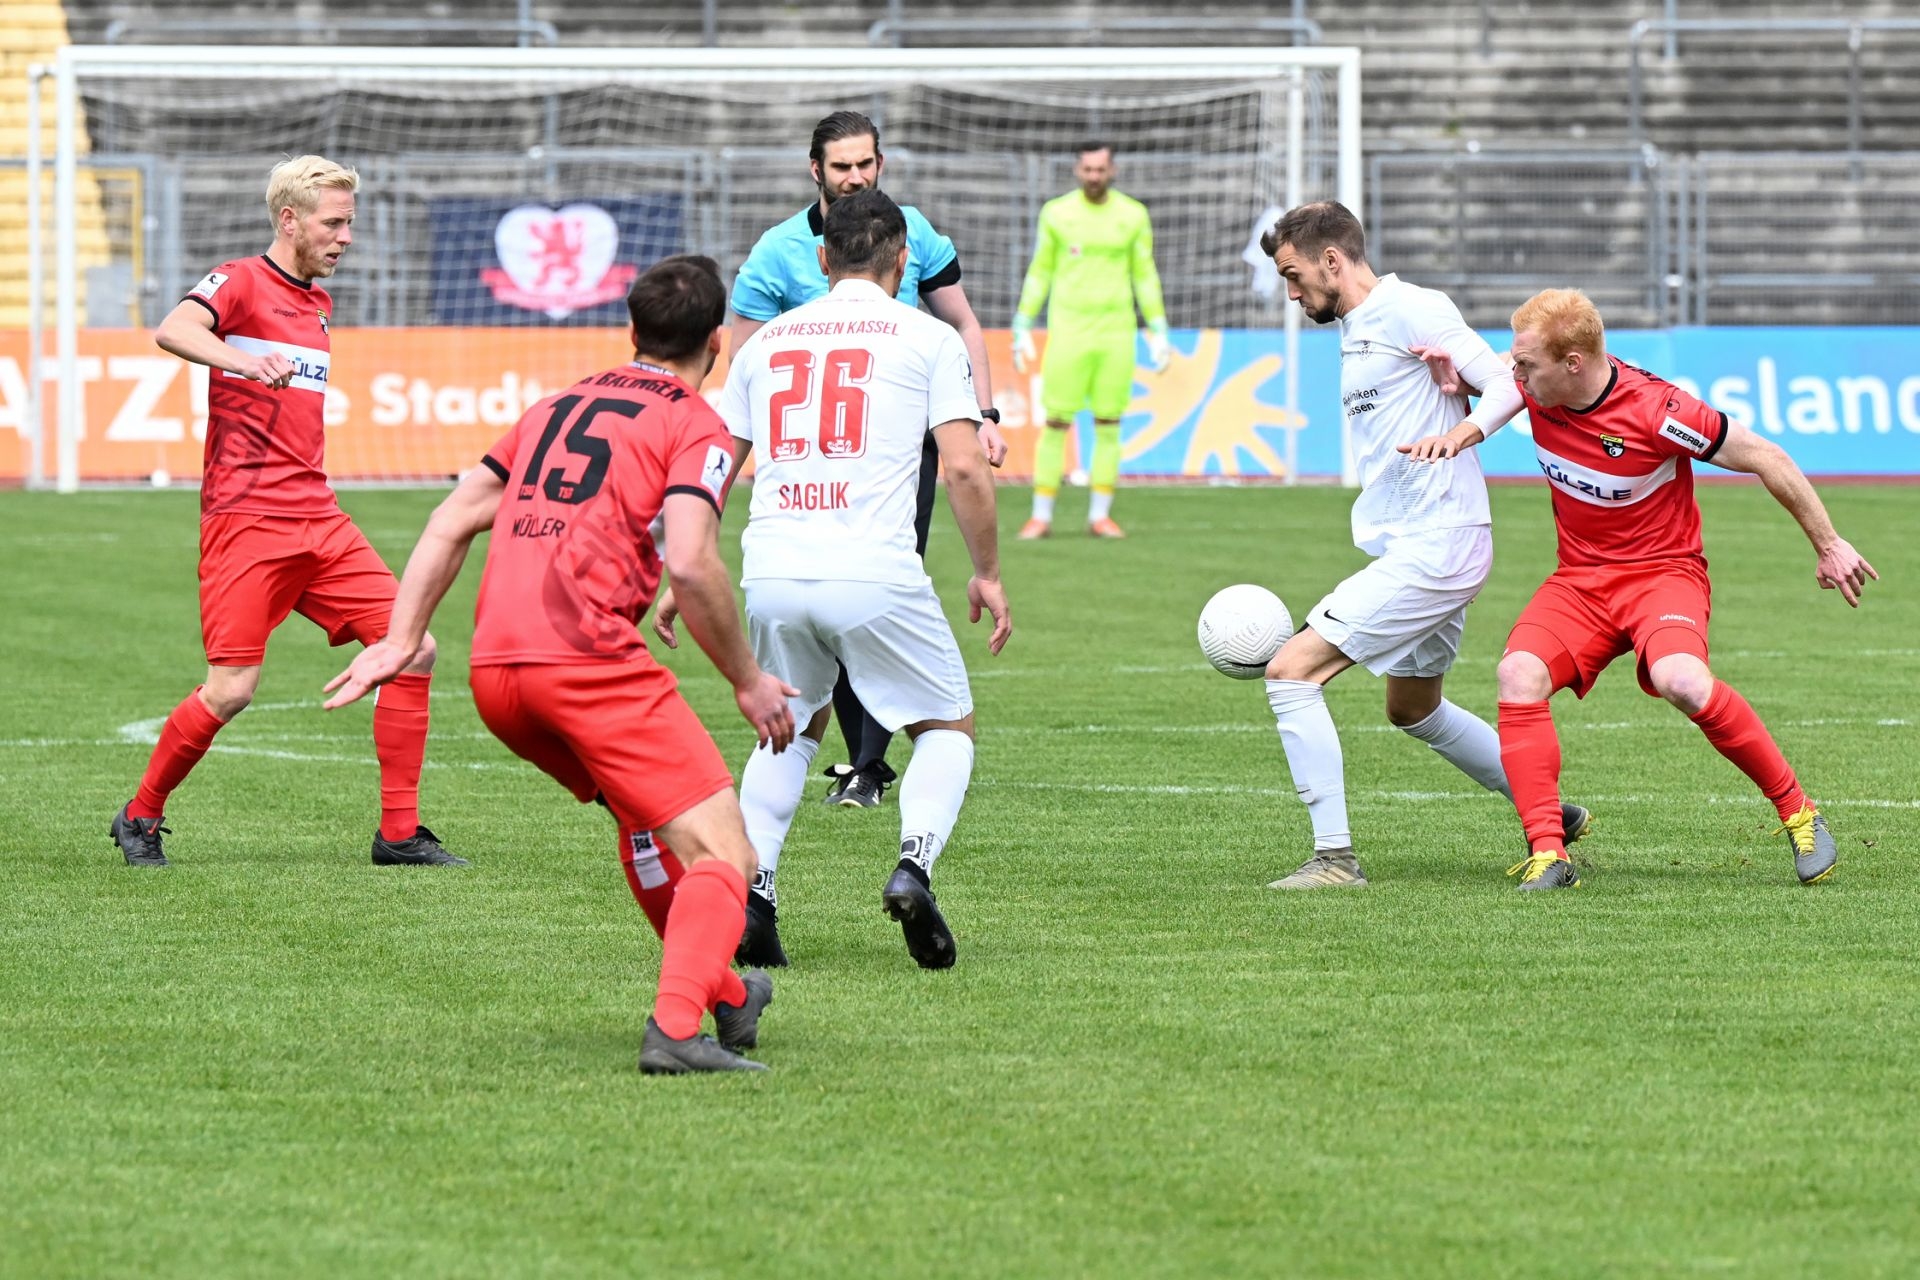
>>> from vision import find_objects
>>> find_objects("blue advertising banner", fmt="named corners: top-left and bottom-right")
top-left (429, 197), bottom-right (683, 327)
top-left (1044, 327), bottom-right (1920, 479)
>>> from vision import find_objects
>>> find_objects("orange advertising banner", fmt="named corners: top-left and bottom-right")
top-left (0, 327), bottom-right (1044, 483)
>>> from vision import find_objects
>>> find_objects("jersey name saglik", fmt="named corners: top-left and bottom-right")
top-left (720, 278), bottom-right (980, 588)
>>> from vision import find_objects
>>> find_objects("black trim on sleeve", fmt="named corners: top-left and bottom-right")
top-left (920, 254), bottom-right (963, 293)
top-left (182, 293), bottom-right (221, 326)
top-left (664, 483), bottom-right (722, 515)
top-left (1698, 411), bottom-right (1731, 463)
top-left (480, 455), bottom-right (509, 482)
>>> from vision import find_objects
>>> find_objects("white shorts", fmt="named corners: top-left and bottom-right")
top-left (1305, 525), bottom-right (1493, 678)
top-left (744, 578), bottom-right (973, 731)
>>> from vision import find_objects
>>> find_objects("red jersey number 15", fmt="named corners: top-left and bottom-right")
top-left (767, 348), bottom-right (872, 462)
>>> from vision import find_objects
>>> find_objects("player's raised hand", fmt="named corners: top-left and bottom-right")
top-left (242, 351), bottom-right (297, 390)
top-left (1410, 344), bottom-right (1468, 397)
top-left (967, 575), bottom-right (1012, 655)
top-left (1814, 537), bottom-right (1879, 607)
top-left (323, 639), bottom-right (413, 709)
top-left (978, 419), bottom-right (1009, 469)
top-left (734, 669), bottom-right (799, 752)
top-left (651, 587), bottom-right (681, 648)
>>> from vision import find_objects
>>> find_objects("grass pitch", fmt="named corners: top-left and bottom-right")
top-left (1, 481), bottom-right (1915, 1278)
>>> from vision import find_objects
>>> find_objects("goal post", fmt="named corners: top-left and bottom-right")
top-left (37, 43), bottom-right (1362, 491)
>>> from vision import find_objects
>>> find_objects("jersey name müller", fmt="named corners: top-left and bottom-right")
top-left (184, 255), bottom-right (339, 518)
top-left (719, 277), bottom-right (981, 586)
top-left (1522, 357), bottom-right (1728, 568)
top-left (1339, 274), bottom-right (1496, 554)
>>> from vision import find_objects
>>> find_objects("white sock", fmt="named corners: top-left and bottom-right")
top-left (1401, 699), bottom-right (1511, 798)
top-left (1265, 678), bottom-right (1351, 851)
top-left (737, 734), bottom-right (821, 906)
top-left (1088, 490), bottom-right (1114, 522)
top-left (897, 729), bottom-right (975, 879)
top-left (1031, 491), bottom-right (1056, 522)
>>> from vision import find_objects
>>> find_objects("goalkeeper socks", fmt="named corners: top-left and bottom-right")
top-left (1400, 699), bottom-right (1511, 797)
top-left (1689, 681), bottom-right (1808, 821)
top-left (130, 687), bottom-right (226, 819)
top-left (1265, 679), bottom-right (1351, 851)
top-left (1089, 490), bottom-right (1114, 522)
top-left (620, 826), bottom-right (686, 940)
top-left (652, 859), bottom-right (748, 1039)
top-left (373, 671), bottom-right (431, 840)
top-left (897, 729), bottom-right (974, 878)
top-left (1032, 423), bottom-right (1070, 512)
top-left (1089, 421), bottom-right (1122, 492)
top-left (1498, 699), bottom-right (1566, 855)
top-left (739, 734), bottom-right (820, 904)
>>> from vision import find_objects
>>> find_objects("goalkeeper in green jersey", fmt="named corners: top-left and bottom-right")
top-left (1013, 142), bottom-right (1169, 539)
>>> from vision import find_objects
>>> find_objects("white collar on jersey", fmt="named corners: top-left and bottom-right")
top-left (827, 277), bottom-right (895, 301)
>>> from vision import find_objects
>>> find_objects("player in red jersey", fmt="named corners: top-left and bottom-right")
top-left (1403, 288), bottom-right (1877, 889)
top-left (109, 155), bottom-right (460, 869)
top-left (324, 256), bottom-right (798, 1074)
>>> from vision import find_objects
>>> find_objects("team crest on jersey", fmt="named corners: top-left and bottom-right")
top-left (316, 309), bottom-right (329, 335)
top-left (1600, 433), bottom-right (1626, 458)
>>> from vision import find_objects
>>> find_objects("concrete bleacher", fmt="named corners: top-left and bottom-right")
top-left (33, 0), bottom-right (1920, 327)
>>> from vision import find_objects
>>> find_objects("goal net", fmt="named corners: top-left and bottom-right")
top-left (33, 45), bottom-right (1361, 489)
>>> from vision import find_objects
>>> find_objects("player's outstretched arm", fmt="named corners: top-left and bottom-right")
top-left (933, 418), bottom-right (1011, 655)
top-left (1710, 421), bottom-right (1880, 606)
top-left (924, 284), bottom-right (1007, 468)
top-left (661, 493), bottom-right (798, 750)
top-left (323, 467), bottom-right (505, 708)
top-left (155, 298), bottom-right (295, 388)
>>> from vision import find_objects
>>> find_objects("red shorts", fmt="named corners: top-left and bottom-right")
top-left (469, 657), bottom-right (735, 832)
top-left (199, 511), bottom-right (398, 666)
top-left (1506, 558), bottom-right (1712, 698)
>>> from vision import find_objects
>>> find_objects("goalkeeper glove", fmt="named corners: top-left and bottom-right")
top-left (1012, 315), bottom-right (1038, 375)
top-left (1142, 319), bottom-right (1172, 374)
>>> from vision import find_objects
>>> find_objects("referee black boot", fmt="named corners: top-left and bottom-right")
top-left (372, 824), bottom-right (470, 867)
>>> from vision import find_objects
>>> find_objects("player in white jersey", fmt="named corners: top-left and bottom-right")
top-left (1256, 202), bottom-right (1589, 888)
top-left (658, 190), bottom-right (1011, 968)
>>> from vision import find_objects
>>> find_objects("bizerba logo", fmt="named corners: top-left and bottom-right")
top-left (1533, 443), bottom-right (1676, 507)
top-left (1659, 416), bottom-right (1711, 454)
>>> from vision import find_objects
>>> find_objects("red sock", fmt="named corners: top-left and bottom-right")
top-left (130, 688), bottom-right (226, 819)
top-left (1690, 682), bottom-right (1807, 822)
top-left (652, 860), bottom-right (748, 1040)
top-left (1498, 699), bottom-right (1567, 856)
top-left (620, 826), bottom-right (686, 940)
top-left (374, 672), bottom-right (431, 840)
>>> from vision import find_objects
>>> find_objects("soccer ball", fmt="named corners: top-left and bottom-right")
top-left (1197, 584), bottom-right (1293, 679)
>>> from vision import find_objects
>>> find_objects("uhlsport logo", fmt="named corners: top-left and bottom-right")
top-left (481, 203), bottom-right (639, 319)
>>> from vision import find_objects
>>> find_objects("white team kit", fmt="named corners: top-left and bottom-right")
top-left (1307, 273), bottom-right (1513, 675)
top-left (719, 277), bottom-right (984, 727)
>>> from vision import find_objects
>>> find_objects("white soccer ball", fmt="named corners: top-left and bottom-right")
top-left (1197, 583), bottom-right (1294, 680)
top-left (149, 468), bottom-right (171, 489)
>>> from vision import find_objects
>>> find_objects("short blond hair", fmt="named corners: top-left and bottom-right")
top-left (265, 155), bottom-right (359, 225)
top-left (1510, 288), bottom-right (1605, 362)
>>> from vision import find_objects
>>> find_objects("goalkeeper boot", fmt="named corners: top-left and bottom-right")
top-left (372, 824), bottom-right (469, 867)
top-left (713, 969), bottom-right (774, 1051)
top-left (1775, 806), bottom-right (1838, 884)
top-left (639, 1018), bottom-right (768, 1075)
top-left (883, 862), bottom-right (956, 970)
top-left (1018, 518), bottom-right (1052, 541)
top-left (1562, 803), bottom-right (1593, 847)
top-left (110, 804), bottom-right (170, 868)
top-left (735, 891), bottom-right (789, 968)
top-left (1509, 851), bottom-right (1580, 891)
top-left (1088, 517), bottom-right (1127, 539)
top-left (1267, 849), bottom-right (1368, 889)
